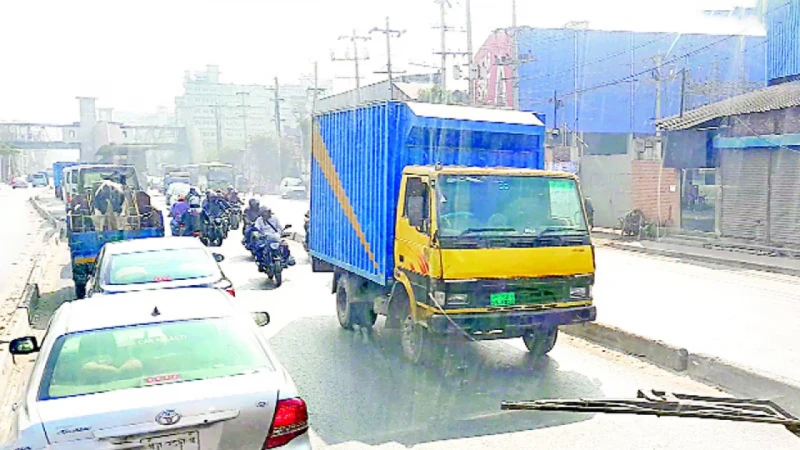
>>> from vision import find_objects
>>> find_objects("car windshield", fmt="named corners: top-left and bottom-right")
top-left (105, 248), bottom-right (220, 285)
top-left (39, 317), bottom-right (272, 400)
top-left (437, 175), bottom-right (588, 237)
top-left (168, 182), bottom-right (191, 195)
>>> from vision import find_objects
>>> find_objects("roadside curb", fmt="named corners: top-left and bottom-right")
top-left (600, 240), bottom-right (800, 278)
top-left (0, 198), bottom-right (60, 404)
top-left (562, 322), bottom-right (800, 416)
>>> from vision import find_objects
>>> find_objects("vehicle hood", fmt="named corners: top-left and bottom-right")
top-left (99, 276), bottom-right (225, 294)
top-left (35, 370), bottom-right (281, 447)
top-left (436, 245), bottom-right (594, 280)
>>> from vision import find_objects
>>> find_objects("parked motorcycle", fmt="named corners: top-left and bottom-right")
top-left (254, 224), bottom-right (294, 287)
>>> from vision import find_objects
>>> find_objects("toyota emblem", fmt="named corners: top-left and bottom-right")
top-left (155, 410), bottom-right (181, 426)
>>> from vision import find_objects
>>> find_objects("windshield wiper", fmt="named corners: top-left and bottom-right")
top-left (502, 390), bottom-right (800, 437)
top-left (460, 227), bottom-right (516, 236)
top-left (537, 226), bottom-right (588, 237)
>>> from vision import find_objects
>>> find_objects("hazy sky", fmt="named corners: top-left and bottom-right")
top-left (0, 0), bottom-right (758, 123)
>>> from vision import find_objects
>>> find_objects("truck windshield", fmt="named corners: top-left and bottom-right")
top-left (437, 175), bottom-right (588, 237)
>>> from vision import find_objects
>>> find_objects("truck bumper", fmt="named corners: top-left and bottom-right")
top-left (426, 305), bottom-right (596, 338)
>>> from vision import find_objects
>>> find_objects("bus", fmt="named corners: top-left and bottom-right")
top-left (197, 162), bottom-right (235, 191)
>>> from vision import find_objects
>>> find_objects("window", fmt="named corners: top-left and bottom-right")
top-left (403, 177), bottom-right (429, 232)
top-left (105, 248), bottom-right (220, 285)
top-left (39, 317), bottom-right (272, 400)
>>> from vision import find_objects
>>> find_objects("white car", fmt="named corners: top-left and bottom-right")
top-left (166, 182), bottom-right (192, 206)
top-left (4, 289), bottom-right (311, 450)
top-left (279, 178), bottom-right (307, 199)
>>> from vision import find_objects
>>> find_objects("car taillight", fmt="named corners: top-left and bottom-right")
top-left (225, 288), bottom-right (235, 297)
top-left (263, 397), bottom-right (308, 449)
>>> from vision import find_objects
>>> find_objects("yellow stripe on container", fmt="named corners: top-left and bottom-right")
top-left (312, 123), bottom-right (379, 270)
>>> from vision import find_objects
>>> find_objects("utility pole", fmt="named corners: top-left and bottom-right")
top-left (333, 30), bottom-right (371, 103)
top-left (511, 0), bottom-right (518, 109)
top-left (236, 91), bottom-right (250, 178)
top-left (466, 0), bottom-right (475, 104)
top-left (274, 77), bottom-right (283, 180)
top-left (370, 17), bottom-right (405, 99)
top-left (439, 0), bottom-right (448, 91)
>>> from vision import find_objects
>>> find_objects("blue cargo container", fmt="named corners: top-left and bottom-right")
top-left (52, 161), bottom-right (87, 199)
top-left (310, 101), bottom-right (546, 285)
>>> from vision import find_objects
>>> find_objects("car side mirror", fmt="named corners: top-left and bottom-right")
top-left (212, 253), bottom-right (225, 263)
top-left (9, 336), bottom-right (39, 355)
top-left (251, 312), bottom-right (270, 327)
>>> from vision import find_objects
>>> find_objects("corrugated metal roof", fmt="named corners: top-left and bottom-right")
top-left (657, 80), bottom-right (800, 131)
top-left (406, 102), bottom-right (544, 126)
top-left (315, 80), bottom-right (432, 113)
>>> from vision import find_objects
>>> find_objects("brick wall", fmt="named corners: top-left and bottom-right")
top-left (631, 160), bottom-right (680, 228)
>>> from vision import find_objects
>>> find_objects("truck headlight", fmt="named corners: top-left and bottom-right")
top-left (570, 286), bottom-right (591, 300)
top-left (447, 293), bottom-right (469, 306)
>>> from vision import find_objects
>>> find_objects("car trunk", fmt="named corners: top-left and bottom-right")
top-left (38, 371), bottom-right (280, 449)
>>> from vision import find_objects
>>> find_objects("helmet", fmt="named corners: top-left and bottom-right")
top-left (249, 198), bottom-right (259, 208)
top-left (227, 185), bottom-right (234, 191)
top-left (259, 206), bottom-right (271, 214)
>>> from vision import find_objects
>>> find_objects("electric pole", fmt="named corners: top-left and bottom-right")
top-left (274, 77), bottom-right (283, 179)
top-left (439, 0), bottom-right (448, 91)
top-left (332, 30), bottom-right (371, 103)
top-left (511, 0), bottom-right (518, 109)
top-left (236, 91), bottom-right (250, 177)
top-left (466, 0), bottom-right (474, 104)
top-left (371, 17), bottom-right (405, 99)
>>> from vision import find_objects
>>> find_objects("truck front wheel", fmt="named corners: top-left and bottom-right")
top-left (402, 315), bottom-right (438, 365)
top-left (522, 328), bottom-right (558, 357)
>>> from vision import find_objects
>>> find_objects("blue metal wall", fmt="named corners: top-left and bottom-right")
top-left (766, 0), bottom-right (800, 84)
top-left (517, 28), bottom-right (766, 134)
top-left (310, 102), bottom-right (545, 285)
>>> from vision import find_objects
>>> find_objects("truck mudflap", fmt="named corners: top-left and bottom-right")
top-left (426, 305), bottom-right (596, 337)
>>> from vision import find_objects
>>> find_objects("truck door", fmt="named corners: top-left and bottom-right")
top-left (395, 176), bottom-right (433, 306)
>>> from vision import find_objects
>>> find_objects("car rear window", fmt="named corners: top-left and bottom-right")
top-left (105, 248), bottom-right (220, 286)
top-left (39, 317), bottom-right (273, 400)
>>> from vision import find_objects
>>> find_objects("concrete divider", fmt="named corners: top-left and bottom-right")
top-left (562, 322), bottom-right (689, 372)
top-left (563, 322), bottom-right (800, 417)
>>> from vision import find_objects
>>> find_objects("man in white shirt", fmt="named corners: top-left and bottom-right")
top-left (254, 207), bottom-right (282, 240)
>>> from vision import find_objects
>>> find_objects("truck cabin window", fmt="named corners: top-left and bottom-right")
top-left (404, 177), bottom-right (430, 232)
top-left (437, 175), bottom-right (588, 237)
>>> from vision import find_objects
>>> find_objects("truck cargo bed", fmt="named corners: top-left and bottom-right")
top-left (309, 101), bottom-right (546, 285)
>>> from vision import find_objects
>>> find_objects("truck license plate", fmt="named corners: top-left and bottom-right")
top-left (490, 292), bottom-right (516, 307)
top-left (141, 431), bottom-right (199, 450)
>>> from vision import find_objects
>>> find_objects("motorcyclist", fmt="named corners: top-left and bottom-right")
top-left (243, 198), bottom-right (261, 246)
top-left (186, 187), bottom-right (202, 209)
top-left (202, 190), bottom-right (227, 219)
top-left (226, 185), bottom-right (241, 204)
top-left (254, 207), bottom-right (294, 265)
top-left (169, 195), bottom-right (190, 234)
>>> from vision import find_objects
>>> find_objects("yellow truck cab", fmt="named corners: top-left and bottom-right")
top-left (310, 101), bottom-right (596, 363)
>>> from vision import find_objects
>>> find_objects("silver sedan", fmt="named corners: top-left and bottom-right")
top-left (3, 289), bottom-right (311, 450)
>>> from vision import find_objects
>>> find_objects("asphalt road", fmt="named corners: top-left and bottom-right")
top-left (5, 191), bottom-right (799, 449)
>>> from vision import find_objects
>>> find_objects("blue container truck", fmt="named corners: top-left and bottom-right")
top-left (309, 101), bottom-right (596, 363)
top-left (53, 161), bottom-right (87, 200)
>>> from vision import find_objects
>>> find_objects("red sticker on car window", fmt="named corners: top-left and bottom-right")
top-left (145, 374), bottom-right (180, 385)
top-left (153, 276), bottom-right (173, 282)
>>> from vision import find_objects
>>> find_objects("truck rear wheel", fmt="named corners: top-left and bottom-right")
top-left (336, 276), bottom-right (375, 329)
top-left (523, 328), bottom-right (558, 357)
top-left (74, 282), bottom-right (86, 300)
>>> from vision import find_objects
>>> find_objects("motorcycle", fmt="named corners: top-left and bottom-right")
top-left (228, 201), bottom-right (243, 230)
top-left (254, 224), bottom-right (294, 287)
top-left (170, 209), bottom-right (201, 237)
top-left (200, 214), bottom-right (226, 247)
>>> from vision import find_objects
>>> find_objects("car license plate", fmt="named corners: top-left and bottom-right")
top-left (490, 292), bottom-right (516, 307)
top-left (141, 431), bottom-right (199, 450)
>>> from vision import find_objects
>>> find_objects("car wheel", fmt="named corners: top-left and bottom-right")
top-left (522, 328), bottom-right (558, 357)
